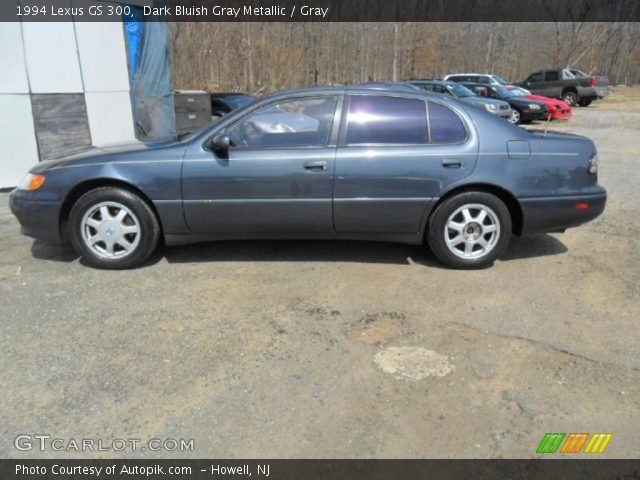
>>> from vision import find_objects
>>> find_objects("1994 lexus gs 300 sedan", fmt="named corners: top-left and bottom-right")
top-left (10, 86), bottom-right (606, 269)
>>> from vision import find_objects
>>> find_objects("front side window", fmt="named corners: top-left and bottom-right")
top-left (345, 95), bottom-right (428, 145)
top-left (428, 102), bottom-right (466, 144)
top-left (226, 96), bottom-right (337, 148)
top-left (527, 72), bottom-right (543, 82)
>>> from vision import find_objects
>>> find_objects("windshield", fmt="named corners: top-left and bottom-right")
top-left (224, 95), bottom-right (254, 109)
top-left (508, 87), bottom-right (529, 97)
top-left (446, 83), bottom-right (474, 97)
top-left (492, 86), bottom-right (515, 98)
top-left (492, 76), bottom-right (509, 85)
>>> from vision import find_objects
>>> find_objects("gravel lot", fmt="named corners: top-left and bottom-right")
top-left (1, 88), bottom-right (639, 459)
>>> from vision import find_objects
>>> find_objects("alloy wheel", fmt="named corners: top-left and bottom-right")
top-left (444, 203), bottom-right (501, 259)
top-left (509, 109), bottom-right (520, 124)
top-left (80, 201), bottom-right (141, 259)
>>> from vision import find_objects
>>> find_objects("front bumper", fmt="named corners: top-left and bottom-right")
top-left (547, 107), bottom-right (572, 120)
top-left (521, 108), bottom-right (548, 122)
top-left (519, 189), bottom-right (606, 235)
top-left (9, 189), bottom-right (64, 244)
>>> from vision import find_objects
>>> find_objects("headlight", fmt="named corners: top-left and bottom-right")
top-left (18, 173), bottom-right (46, 191)
top-left (529, 104), bottom-right (541, 110)
top-left (588, 155), bottom-right (599, 175)
top-left (484, 104), bottom-right (497, 111)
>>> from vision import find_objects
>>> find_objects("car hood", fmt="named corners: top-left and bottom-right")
top-left (459, 96), bottom-right (509, 108)
top-left (31, 141), bottom-right (179, 172)
top-left (508, 97), bottom-right (546, 108)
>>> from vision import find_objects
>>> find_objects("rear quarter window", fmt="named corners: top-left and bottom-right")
top-left (545, 71), bottom-right (560, 81)
top-left (428, 102), bottom-right (466, 144)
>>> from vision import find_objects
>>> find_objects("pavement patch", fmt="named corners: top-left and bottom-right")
top-left (374, 346), bottom-right (454, 381)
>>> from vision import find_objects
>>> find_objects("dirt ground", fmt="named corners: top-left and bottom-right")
top-left (1, 88), bottom-right (639, 459)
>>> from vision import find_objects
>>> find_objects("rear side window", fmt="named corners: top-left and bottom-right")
top-left (428, 102), bottom-right (466, 144)
top-left (345, 95), bottom-right (428, 145)
top-left (545, 71), bottom-right (560, 81)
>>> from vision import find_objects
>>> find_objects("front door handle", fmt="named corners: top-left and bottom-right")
top-left (304, 161), bottom-right (328, 172)
top-left (441, 158), bottom-right (462, 169)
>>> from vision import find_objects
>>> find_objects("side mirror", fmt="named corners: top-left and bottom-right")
top-left (210, 134), bottom-right (230, 152)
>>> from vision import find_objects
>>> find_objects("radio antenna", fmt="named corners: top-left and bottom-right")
top-left (543, 113), bottom-right (551, 136)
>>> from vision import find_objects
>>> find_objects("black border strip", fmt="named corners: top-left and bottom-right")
top-left (2, 0), bottom-right (640, 22)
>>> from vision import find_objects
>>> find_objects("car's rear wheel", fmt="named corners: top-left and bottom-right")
top-left (578, 98), bottom-right (592, 107)
top-left (509, 108), bottom-right (521, 124)
top-left (562, 91), bottom-right (578, 107)
top-left (427, 192), bottom-right (512, 269)
top-left (68, 187), bottom-right (160, 269)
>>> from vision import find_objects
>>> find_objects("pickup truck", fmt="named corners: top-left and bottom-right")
top-left (517, 68), bottom-right (610, 107)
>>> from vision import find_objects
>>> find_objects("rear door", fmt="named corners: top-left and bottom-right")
top-left (543, 69), bottom-right (562, 98)
top-left (333, 94), bottom-right (478, 233)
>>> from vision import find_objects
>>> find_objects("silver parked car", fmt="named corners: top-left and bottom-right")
top-left (408, 80), bottom-right (512, 119)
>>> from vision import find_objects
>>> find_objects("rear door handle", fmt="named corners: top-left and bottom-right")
top-left (304, 161), bottom-right (328, 172)
top-left (441, 158), bottom-right (462, 169)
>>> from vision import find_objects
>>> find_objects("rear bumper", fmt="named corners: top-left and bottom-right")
top-left (9, 189), bottom-right (64, 244)
top-left (519, 190), bottom-right (606, 234)
top-left (577, 86), bottom-right (610, 100)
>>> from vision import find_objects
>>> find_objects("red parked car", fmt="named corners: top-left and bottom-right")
top-left (506, 86), bottom-right (572, 120)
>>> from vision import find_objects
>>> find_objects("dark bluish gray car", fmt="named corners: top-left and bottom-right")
top-left (10, 86), bottom-right (606, 269)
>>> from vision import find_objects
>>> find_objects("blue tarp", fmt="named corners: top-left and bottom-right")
top-left (123, 4), bottom-right (176, 141)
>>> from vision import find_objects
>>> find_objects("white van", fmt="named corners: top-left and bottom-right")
top-left (444, 73), bottom-right (510, 85)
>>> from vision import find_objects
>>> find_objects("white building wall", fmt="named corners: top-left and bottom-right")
top-left (0, 20), bottom-right (137, 188)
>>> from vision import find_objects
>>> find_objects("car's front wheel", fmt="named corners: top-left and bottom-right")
top-left (68, 187), bottom-right (160, 269)
top-left (427, 192), bottom-right (512, 269)
top-left (509, 108), bottom-right (521, 124)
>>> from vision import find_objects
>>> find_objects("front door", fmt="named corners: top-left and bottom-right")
top-left (182, 94), bottom-right (340, 234)
top-left (333, 94), bottom-right (478, 233)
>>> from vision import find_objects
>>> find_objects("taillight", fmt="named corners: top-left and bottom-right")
top-left (588, 155), bottom-right (598, 175)
top-left (589, 77), bottom-right (596, 87)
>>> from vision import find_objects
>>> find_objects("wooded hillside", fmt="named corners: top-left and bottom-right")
top-left (170, 22), bottom-right (640, 93)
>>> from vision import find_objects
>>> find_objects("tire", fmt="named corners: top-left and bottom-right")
top-left (578, 98), bottom-right (592, 107)
top-left (427, 191), bottom-right (512, 269)
top-left (509, 108), bottom-right (522, 124)
top-left (562, 91), bottom-right (578, 107)
top-left (68, 187), bottom-right (160, 269)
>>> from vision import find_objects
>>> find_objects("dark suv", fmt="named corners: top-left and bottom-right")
top-left (518, 69), bottom-right (610, 107)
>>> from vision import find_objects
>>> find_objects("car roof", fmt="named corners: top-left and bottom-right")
top-left (446, 73), bottom-right (493, 76)
top-left (256, 85), bottom-right (469, 109)
top-left (211, 92), bottom-right (252, 97)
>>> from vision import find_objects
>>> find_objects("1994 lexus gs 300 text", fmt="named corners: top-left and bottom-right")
top-left (10, 86), bottom-right (606, 269)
